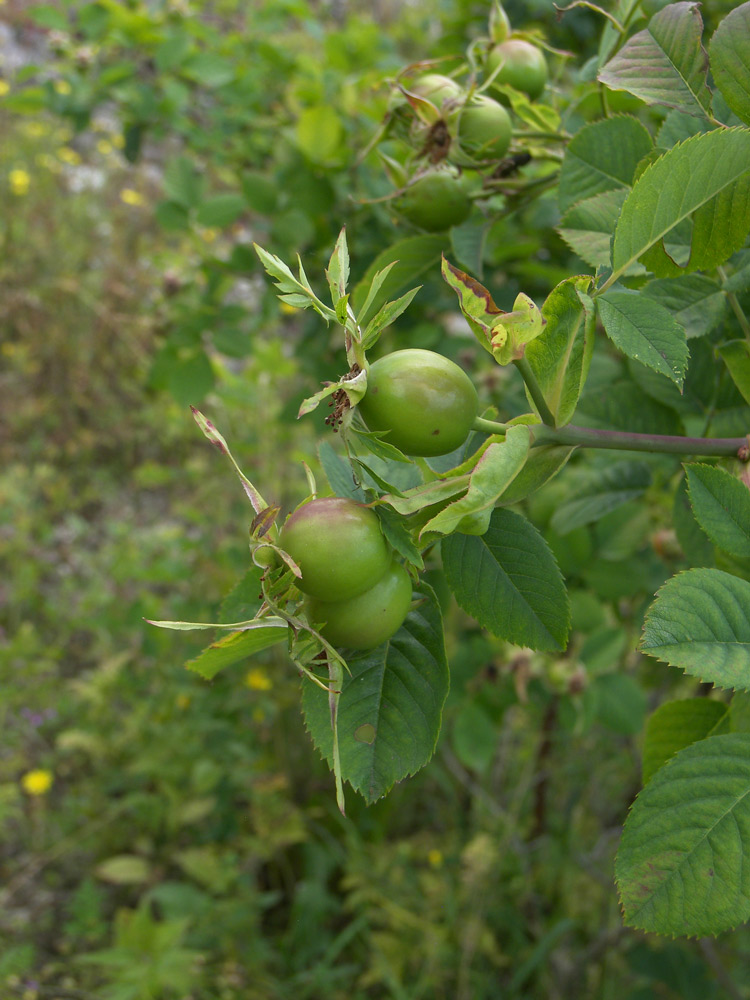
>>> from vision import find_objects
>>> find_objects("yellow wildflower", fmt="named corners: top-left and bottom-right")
top-left (427, 848), bottom-right (444, 869)
top-left (279, 301), bottom-right (299, 315)
top-left (54, 79), bottom-right (72, 95)
top-left (120, 188), bottom-right (144, 206)
top-left (57, 147), bottom-right (81, 165)
top-left (112, 133), bottom-right (125, 149)
top-left (21, 769), bottom-right (53, 796)
top-left (96, 138), bottom-right (113, 156)
top-left (246, 667), bottom-right (272, 691)
top-left (0, 80), bottom-right (10, 97)
top-left (9, 169), bottom-right (30, 196)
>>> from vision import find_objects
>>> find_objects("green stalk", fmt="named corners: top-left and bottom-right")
top-left (718, 266), bottom-right (750, 343)
top-left (474, 416), bottom-right (749, 459)
top-left (513, 357), bottom-right (557, 427)
top-left (472, 416), bottom-right (510, 435)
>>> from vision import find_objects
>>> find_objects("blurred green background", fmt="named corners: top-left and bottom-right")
top-left (2, 0), bottom-right (749, 996)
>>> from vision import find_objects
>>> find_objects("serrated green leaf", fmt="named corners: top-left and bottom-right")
top-left (318, 441), bottom-right (366, 501)
top-left (185, 623), bottom-right (288, 680)
top-left (709, 2), bottom-right (750, 126)
top-left (673, 475), bottom-right (715, 568)
top-left (442, 508), bottom-right (570, 651)
top-left (611, 128), bottom-right (750, 281)
top-left (558, 116), bottom-right (653, 213)
top-left (380, 476), bottom-right (469, 516)
top-left (498, 444), bottom-right (575, 507)
top-left (219, 568), bottom-right (263, 624)
top-left (616, 733), bottom-right (750, 936)
top-left (352, 236), bottom-right (445, 325)
top-left (421, 426), bottom-right (530, 537)
top-left (355, 261), bottom-right (398, 325)
top-left (301, 585), bottom-right (449, 803)
top-left (376, 506), bottom-right (424, 571)
top-left (641, 274), bottom-right (726, 339)
top-left (254, 244), bottom-right (335, 323)
top-left (550, 461), bottom-right (652, 534)
top-left (577, 379), bottom-right (685, 435)
top-left (598, 2), bottom-right (712, 116)
top-left (597, 290), bottom-right (689, 388)
top-left (686, 464), bottom-right (750, 557)
top-left (326, 227), bottom-right (350, 305)
top-left (656, 108), bottom-right (711, 147)
top-left (349, 426), bottom-right (413, 464)
top-left (450, 221), bottom-right (488, 277)
top-left (641, 568), bottom-right (750, 690)
top-left (557, 189), bottom-right (627, 268)
top-left (642, 698), bottom-right (728, 784)
top-left (350, 458), bottom-right (406, 497)
top-left (361, 286), bottom-right (421, 350)
top-left (718, 340), bottom-right (750, 405)
top-left (524, 276), bottom-right (595, 428)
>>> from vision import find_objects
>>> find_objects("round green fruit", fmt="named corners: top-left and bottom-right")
top-left (456, 95), bottom-right (512, 161)
top-left (486, 39), bottom-right (548, 101)
top-left (358, 349), bottom-right (479, 457)
top-left (396, 170), bottom-right (471, 232)
top-left (305, 562), bottom-right (412, 650)
top-left (407, 73), bottom-right (463, 109)
top-left (279, 497), bottom-right (390, 601)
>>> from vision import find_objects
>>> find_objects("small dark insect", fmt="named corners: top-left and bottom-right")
top-left (491, 151), bottom-right (532, 178)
